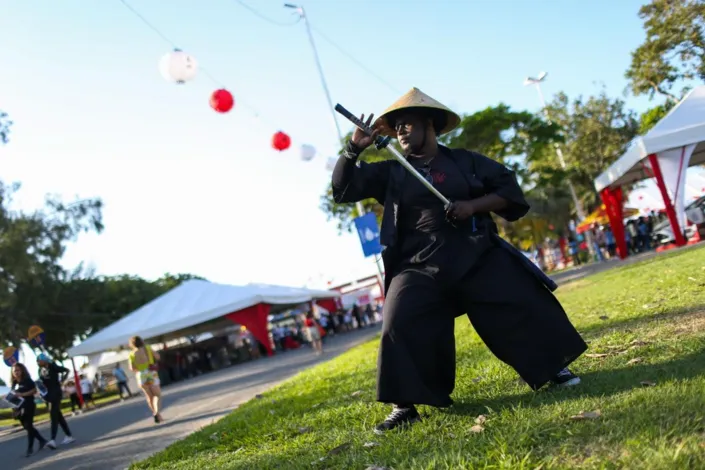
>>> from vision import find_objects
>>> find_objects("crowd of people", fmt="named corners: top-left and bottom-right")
top-left (537, 213), bottom-right (665, 271)
top-left (268, 303), bottom-right (382, 354)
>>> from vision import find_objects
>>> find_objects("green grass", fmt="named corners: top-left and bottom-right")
top-left (134, 246), bottom-right (705, 470)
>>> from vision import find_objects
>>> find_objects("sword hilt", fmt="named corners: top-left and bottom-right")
top-left (335, 104), bottom-right (391, 150)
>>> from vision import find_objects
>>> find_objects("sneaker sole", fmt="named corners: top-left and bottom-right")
top-left (373, 416), bottom-right (421, 435)
top-left (557, 377), bottom-right (581, 387)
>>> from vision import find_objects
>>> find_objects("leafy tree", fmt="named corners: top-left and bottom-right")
top-left (43, 271), bottom-right (207, 359)
top-left (625, 0), bottom-right (705, 101)
top-left (538, 91), bottom-right (640, 211)
top-left (155, 272), bottom-right (207, 291)
top-left (0, 110), bottom-right (12, 145)
top-left (638, 100), bottom-right (677, 134)
top-left (0, 377), bottom-right (5, 387)
top-left (444, 104), bottom-right (563, 245)
top-left (0, 181), bottom-right (103, 355)
top-left (443, 104), bottom-right (561, 168)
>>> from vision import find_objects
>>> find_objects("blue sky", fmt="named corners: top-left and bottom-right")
top-left (0, 0), bottom-right (700, 302)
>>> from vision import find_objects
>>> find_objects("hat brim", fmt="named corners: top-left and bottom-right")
top-left (374, 106), bottom-right (461, 138)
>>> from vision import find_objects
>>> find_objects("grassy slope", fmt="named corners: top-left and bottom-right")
top-left (135, 246), bottom-right (705, 470)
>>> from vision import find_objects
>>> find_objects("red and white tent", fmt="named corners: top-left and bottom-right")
top-left (594, 86), bottom-right (705, 258)
top-left (68, 280), bottom-right (339, 358)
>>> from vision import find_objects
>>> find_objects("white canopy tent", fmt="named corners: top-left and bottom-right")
top-left (595, 86), bottom-right (705, 192)
top-left (594, 86), bottom-right (705, 257)
top-left (68, 280), bottom-right (340, 358)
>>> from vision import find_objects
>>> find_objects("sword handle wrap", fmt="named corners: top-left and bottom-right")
top-left (335, 103), bottom-right (391, 149)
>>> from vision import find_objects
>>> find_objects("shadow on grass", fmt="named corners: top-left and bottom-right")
top-left (578, 303), bottom-right (705, 338)
top-left (447, 347), bottom-right (705, 419)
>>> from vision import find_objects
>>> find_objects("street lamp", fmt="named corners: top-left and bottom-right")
top-left (286, 3), bottom-right (385, 282)
top-left (524, 71), bottom-right (595, 257)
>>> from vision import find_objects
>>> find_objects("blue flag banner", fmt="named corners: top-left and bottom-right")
top-left (353, 212), bottom-right (382, 257)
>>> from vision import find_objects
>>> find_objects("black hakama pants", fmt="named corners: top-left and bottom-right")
top-left (377, 246), bottom-right (588, 407)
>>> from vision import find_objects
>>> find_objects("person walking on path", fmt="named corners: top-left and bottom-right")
top-left (129, 336), bottom-right (164, 423)
top-left (10, 363), bottom-right (49, 458)
top-left (331, 88), bottom-right (587, 433)
top-left (36, 353), bottom-right (75, 448)
top-left (303, 311), bottom-right (324, 355)
top-left (113, 363), bottom-right (133, 399)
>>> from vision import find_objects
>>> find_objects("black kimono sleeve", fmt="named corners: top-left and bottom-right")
top-left (52, 363), bottom-right (69, 382)
top-left (331, 141), bottom-right (392, 205)
top-left (473, 152), bottom-right (530, 221)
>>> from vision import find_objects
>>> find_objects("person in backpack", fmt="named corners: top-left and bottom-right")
top-left (331, 87), bottom-right (587, 434)
top-left (128, 336), bottom-right (164, 423)
top-left (10, 363), bottom-right (49, 457)
top-left (36, 353), bottom-right (75, 448)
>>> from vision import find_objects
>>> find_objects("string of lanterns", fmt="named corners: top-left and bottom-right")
top-left (157, 43), bottom-right (324, 160)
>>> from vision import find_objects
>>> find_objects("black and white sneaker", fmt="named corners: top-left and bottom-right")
top-left (551, 368), bottom-right (581, 387)
top-left (374, 405), bottom-right (421, 434)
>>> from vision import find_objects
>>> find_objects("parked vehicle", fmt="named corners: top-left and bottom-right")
top-left (652, 195), bottom-right (705, 245)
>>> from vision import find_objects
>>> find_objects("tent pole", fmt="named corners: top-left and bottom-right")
top-left (70, 357), bottom-right (85, 410)
top-left (648, 154), bottom-right (687, 246)
top-left (600, 188), bottom-right (628, 259)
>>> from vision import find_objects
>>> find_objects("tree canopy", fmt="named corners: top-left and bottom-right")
top-left (0, 180), bottom-right (104, 353)
top-left (625, 0), bottom-right (705, 101)
top-left (0, 110), bottom-right (11, 145)
top-left (539, 91), bottom-right (640, 210)
top-left (0, 179), bottom-right (206, 359)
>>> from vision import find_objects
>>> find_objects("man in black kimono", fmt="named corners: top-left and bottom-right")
top-left (331, 88), bottom-right (588, 433)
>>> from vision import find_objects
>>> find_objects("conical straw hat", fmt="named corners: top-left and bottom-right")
top-left (374, 87), bottom-right (461, 138)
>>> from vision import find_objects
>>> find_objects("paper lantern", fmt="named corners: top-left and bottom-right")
top-left (272, 131), bottom-right (291, 151)
top-left (210, 89), bottom-right (234, 113)
top-left (300, 144), bottom-right (316, 161)
top-left (325, 157), bottom-right (337, 171)
top-left (159, 48), bottom-right (198, 84)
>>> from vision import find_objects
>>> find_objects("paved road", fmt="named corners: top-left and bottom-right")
top-left (0, 326), bottom-right (382, 470)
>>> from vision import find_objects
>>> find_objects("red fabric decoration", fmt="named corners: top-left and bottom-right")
top-left (272, 131), bottom-right (291, 151)
top-left (316, 298), bottom-right (338, 313)
top-left (600, 187), bottom-right (628, 259)
top-left (210, 89), bottom-right (234, 113)
top-left (225, 303), bottom-right (273, 356)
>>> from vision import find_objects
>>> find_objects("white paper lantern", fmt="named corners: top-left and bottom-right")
top-left (325, 157), bottom-right (337, 171)
top-left (159, 48), bottom-right (198, 84)
top-left (300, 144), bottom-right (316, 162)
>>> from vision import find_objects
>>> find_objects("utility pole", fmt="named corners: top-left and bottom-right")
top-left (524, 72), bottom-right (596, 259)
top-left (286, 3), bottom-right (386, 288)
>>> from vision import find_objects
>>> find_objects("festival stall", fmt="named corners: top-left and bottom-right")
top-left (67, 280), bottom-right (339, 358)
top-left (593, 86), bottom-right (705, 258)
top-left (575, 204), bottom-right (640, 234)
